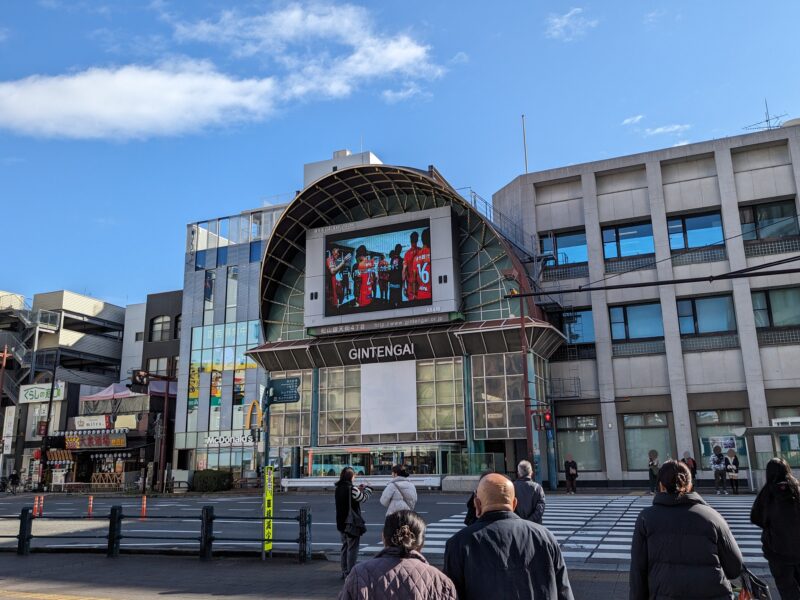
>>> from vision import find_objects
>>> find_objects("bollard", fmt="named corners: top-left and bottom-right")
top-left (140, 495), bottom-right (147, 520)
top-left (39, 495), bottom-right (44, 517)
top-left (299, 506), bottom-right (312, 564)
top-left (32, 496), bottom-right (39, 518)
top-left (107, 505), bottom-right (123, 558)
top-left (17, 507), bottom-right (32, 555)
top-left (88, 495), bottom-right (94, 519)
top-left (199, 505), bottom-right (214, 561)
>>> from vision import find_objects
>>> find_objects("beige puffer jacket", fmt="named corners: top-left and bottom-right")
top-left (380, 478), bottom-right (418, 516)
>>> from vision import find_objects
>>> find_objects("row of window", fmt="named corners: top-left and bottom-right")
top-left (562, 287), bottom-right (800, 344)
top-left (543, 199), bottom-right (799, 266)
top-left (189, 211), bottom-right (274, 252)
top-left (149, 315), bottom-right (181, 342)
top-left (195, 240), bottom-right (263, 271)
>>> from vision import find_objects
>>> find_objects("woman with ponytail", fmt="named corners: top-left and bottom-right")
top-left (339, 510), bottom-right (457, 600)
top-left (751, 457), bottom-right (800, 599)
top-left (630, 460), bottom-right (744, 600)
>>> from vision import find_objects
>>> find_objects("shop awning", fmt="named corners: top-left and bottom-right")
top-left (80, 383), bottom-right (147, 401)
top-left (249, 317), bottom-right (565, 371)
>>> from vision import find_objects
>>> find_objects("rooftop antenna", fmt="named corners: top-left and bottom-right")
top-left (521, 114), bottom-right (529, 174)
top-left (744, 99), bottom-right (787, 131)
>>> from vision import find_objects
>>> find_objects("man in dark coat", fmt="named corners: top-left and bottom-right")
top-left (630, 488), bottom-right (744, 599)
top-left (443, 473), bottom-right (573, 600)
top-left (513, 460), bottom-right (546, 525)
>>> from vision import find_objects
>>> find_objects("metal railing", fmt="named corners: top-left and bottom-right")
top-left (1, 504), bottom-right (312, 563)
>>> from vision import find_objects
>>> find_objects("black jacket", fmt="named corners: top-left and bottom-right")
top-left (630, 492), bottom-right (744, 600)
top-left (443, 510), bottom-right (573, 600)
top-left (564, 461), bottom-right (578, 479)
top-left (513, 477), bottom-right (546, 524)
top-left (750, 481), bottom-right (800, 564)
top-left (335, 481), bottom-right (372, 533)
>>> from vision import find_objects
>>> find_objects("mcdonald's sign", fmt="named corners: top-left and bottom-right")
top-left (245, 400), bottom-right (263, 429)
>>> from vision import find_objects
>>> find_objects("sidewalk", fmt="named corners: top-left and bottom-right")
top-left (0, 553), bottom-right (723, 600)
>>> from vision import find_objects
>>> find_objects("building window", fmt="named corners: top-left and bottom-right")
top-left (225, 267), bottom-right (239, 323)
top-left (216, 246), bottom-right (228, 267)
top-left (268, 369), bottom-right (312, 447)
top-left (147, 357), bottom-right (169, 375)
top-left (602, 222), bottom-right (655, 259)
top-left (740, 199), bottom-right (799, 241)
top-left (208, 370), bottom-right (222, 431)
top-left (541, 230), bottom-right (588, 265)
top-left (135, 332), bottom-right (144, 342)
top-left (556, 416), bottom-right (601, 471)
top-left (561, 309), bottom-right (595, 344)
top-left (416, 358), bottom-right (465, 440)
top-left (195, 250), bottom-right (206, 271)
top-left (677, 296), bottom-right (737, 335)
top-left (174, 315), bottom-right (181, 340)
top-left (668, 212), bottom-right (724, 251)
top-left (752, 288), bottom-right (800, 328)
top-left (232, 370), bottom-right (246, 430)
top-left (695, 410), bottom-right (748, 469)
top-left (319, 366), bottom-right (360, 446)
top-left (623, 413), bottom-right (672, 470)
top-left (610, 303), bottom-right (664, 341)
top-left (203, 270), bottom-right (216, 326)
top-left (149, 316), bottom-right (171, 342)
top-left (249, 240), bottom-right (263, 263)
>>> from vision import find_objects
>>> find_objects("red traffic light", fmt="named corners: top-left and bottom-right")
top-left (544, 411), bottom-right (552, 423)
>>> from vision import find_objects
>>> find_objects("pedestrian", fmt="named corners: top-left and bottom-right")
top-left (339, 510), bottom-right (457, 600)
top-left (630, 460), bottom-right (744, 600)
top-left (336, 467), bottom-right (374, 579)
top-left (380, 465), bottom-right (418, 516)
top-left (443, 473), bottom-right (574, 600)
top-left (513, 460), bottom-right (546, 525)
top-left (463, 471), bottom-right (492, 526)
top-left (8, 470), bottom-right (19, 494)
top-left (725, 449), bottom-right (740, 495)
top-left (647, 450), bottom-right (659, 495)
top-left (564, 454), bottom-right (578, 495)
top-left (681, 451), bottom-right (698, 481)
top-left (750, 457), bottom-right (800, 600)
top-left (711, 445), bottom-right (728, 495)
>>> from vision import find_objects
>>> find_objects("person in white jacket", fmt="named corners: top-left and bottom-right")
top-left (380, 465), bottom-right (418, 516)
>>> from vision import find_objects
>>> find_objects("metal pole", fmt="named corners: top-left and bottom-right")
top-left (40, 349), bottom-right (60, 492)
top-left (521, 114), bottom-right (529, 174)
top-left (261, 379), bottom-right (270, 561)
top-left (519, 293), bottom-right (535, 471)
top-left (159, 366), bottom-right (171, 493)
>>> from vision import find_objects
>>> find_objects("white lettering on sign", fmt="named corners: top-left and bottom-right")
top-left (204, 434), bottom-right (255, 447)
top-left (347, 343), bottom-right (415, 362)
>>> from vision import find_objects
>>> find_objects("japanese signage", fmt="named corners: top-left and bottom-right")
top-left (74, 415), bottom-right (111, 431)
top-left (65, 431), bottom-right (126, 450)
top-left (263, 465), bottom-right (274, 552)
top-left (19, 381), bottom-right (65, 404)
top-left (2, 406), bottom-right (15, 455)
top-left (269, 378), bottom-right (301, 404)
top-left (309, 312), bottom-right (453, 336)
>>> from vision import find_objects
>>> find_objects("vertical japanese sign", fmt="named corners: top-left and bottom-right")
top-left (263, 465), bottom-right (274, 552)
top-left (2, 406), bottom-right (15, 455)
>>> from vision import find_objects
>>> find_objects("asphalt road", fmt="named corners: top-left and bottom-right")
top-left (0, 490), bottom-right (468, 554)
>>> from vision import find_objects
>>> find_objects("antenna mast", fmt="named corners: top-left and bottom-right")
top-left (744, 99), bottom-right (787, 131)
top-left (521, 114), bottom-right (529, 174)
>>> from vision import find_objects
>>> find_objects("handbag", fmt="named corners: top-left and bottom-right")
top-left (392, 481), bottom-right (416, 509)
top-left (738, 567), bottom-right (772, 600)
top-left (344, 486), bottom-right (367, 538)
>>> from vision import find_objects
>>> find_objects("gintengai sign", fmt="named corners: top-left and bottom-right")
top-left (347, 343), bottom-right (415, 362)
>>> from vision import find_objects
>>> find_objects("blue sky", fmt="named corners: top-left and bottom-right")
top-left (1, 1), bottom-right (799, 306)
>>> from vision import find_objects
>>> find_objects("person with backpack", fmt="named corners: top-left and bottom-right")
top-left (681, 451), bottom-right (698, 481)
top-left (336, 467), bottom-right (374, 579)
top-left (339, 510), bottom-right (457, 600)
top-left (751, 457), bottom-right (800, 599)
top-left (711, 445), bottom-right (728, 495)
top-left (380, 465), bottom-right (417, 517)
top-left (630, 460), bottom-right (744, 600)
top-left (513, 460), bottom-right (546, 525)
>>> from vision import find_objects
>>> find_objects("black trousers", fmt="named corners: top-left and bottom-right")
top-left (769, 561), bottom-right (800, 600)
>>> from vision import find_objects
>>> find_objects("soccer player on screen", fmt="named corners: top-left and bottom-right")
top-left (413, 228), bottom-right (432, 301)
top-left (403, 231), bottom-right (420, 301)
top-left (388, 245), bottom-right (403, 306)
top-left (378, 253), bottom-right (389, 301)
top-left (326, 247), bottom-right (347, 308)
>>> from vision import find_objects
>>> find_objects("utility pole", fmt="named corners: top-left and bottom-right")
top-left (39, 349), bottom-right (60, 492)
top-left (0, 345), bottom-right (10, 402)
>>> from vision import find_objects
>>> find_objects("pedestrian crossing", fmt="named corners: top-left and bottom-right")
top-left (361, 494), bottom-right (767, 565)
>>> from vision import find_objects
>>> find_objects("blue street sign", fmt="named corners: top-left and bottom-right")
top-left (269, 377), bottom-right (301, 404)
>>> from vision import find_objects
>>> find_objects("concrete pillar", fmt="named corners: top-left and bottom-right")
top-left (581, 172), bottom-right (623, 481)
top-left (646, 160), bottom-right (694, 459)
top-left (715, 148), bottom-right (771, 452)
top-left (785, 130), bottom-right (800, 222)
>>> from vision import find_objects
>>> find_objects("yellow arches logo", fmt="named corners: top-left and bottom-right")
top-left (245, 400), bottom-right (263, 429)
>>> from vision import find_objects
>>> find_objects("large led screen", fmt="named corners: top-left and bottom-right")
top-left (324, 219), bottom-right (432, 316)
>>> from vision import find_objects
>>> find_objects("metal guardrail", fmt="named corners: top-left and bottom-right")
top-left (1, 504), bottom-right (312, 563)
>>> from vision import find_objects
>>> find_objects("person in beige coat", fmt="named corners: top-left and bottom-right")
top-left (380, 465), bottom-right (418, 516)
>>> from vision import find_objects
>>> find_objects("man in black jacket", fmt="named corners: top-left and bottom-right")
top-left (513, 460), bottom-right (546, 524)
top-left (443, 473), bottom-right (573, 600)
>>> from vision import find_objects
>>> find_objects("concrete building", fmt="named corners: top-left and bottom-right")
top-left (120, 302), bottom-right (145, 382)
top-left (493, 123), bottom-right (800, 487)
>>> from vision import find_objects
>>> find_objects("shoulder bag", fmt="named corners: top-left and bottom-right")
top-left (738, 567), bottom-right (772, 600)
top-left (344, 485), bottom-right (367, 538)
top-left (392, 481), bottom-right (415, 509)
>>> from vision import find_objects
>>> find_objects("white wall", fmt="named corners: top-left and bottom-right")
top-left (120, 303), bottom-right (145, 382)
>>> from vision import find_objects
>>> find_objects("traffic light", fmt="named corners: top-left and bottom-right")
top-left (544, 410), bottom-right (553, 430)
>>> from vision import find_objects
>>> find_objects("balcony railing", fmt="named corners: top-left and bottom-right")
top-left (671, 246), bottom-right (727, 267)
top-left (681, 333), bottom-right (740, 353)
top-left (605, 255), bottom-right (657, 274)
top-left (612, 339), bottom-right (666, 357)
top-left (744, 236), bottom-right (800, 258)
top-left (541, 263), bottom-right (590, 281)
top-left (757, 326), bottom-right (800, 347)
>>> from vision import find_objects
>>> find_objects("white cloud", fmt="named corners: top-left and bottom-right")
top-left (545, 8), bottom-right (598, 42)
top-left (449, 51), bottom-right (469, 65)
top-left (645, 124), bottom-right (691, 136)
top-left (644, 9), bottom-right (666, 25)
top-left (0, 59), bottom-right (277, 139)
top-left (621, 114), bottom-right (644, 126)
top-left (0, 3), bottom-right (443, 139)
